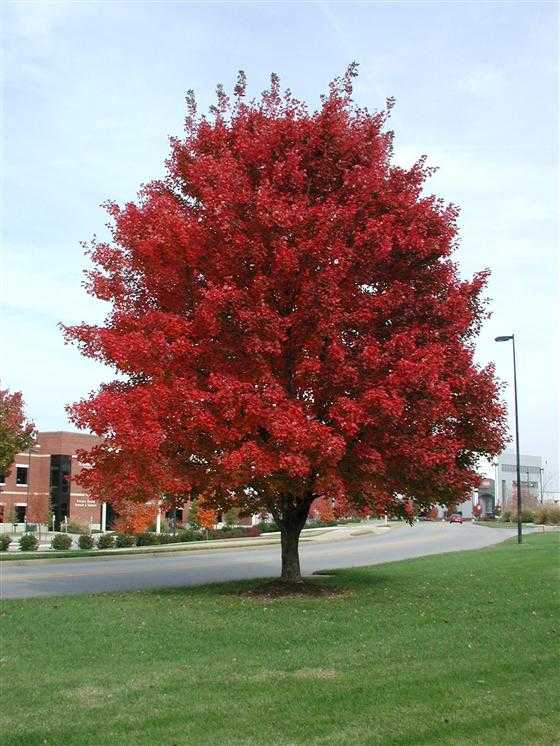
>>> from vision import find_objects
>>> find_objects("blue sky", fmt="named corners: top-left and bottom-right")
top-left (1, 1), bottom-right (558, 487)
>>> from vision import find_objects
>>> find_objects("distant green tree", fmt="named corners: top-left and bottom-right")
top-left (224, 508), bottom-right (239, 526)
top-left (188, 499), bottom-right (201, 529)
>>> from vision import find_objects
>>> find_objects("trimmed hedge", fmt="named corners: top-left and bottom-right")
top-left (133, 527), bottom-right (261, 545)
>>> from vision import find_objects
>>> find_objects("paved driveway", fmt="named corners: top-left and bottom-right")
top-left (1, 522), bottom-right (516, 599)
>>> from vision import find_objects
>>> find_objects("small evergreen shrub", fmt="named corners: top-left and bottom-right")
top-left (19, 533), bottom-right (39, 552)
top-left (207, 526), bottom-right (260, 540)
top-left (115, 533), bottom-right (136, 548)
top-left (0, 535), bottom-right (12, 551)
top-left (97, 533), bottom-right (115, 549)
top-left (257, 522), bottom-right (280, 533)
top-left (305, 519), bottom-right (337, 528)
top-left (78, 534), bottom-right (95, 550)
top-left (51, 533), bottom-right (73, 551)
top-left (157, 533), bottom-right (175, 544)
top-left (176, 529), bottom-right (200, 543)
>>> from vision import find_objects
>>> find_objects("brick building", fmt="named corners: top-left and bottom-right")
top-left (0, 431), bottom-right (100, 530)
top-left (0, 431), bottom-right (356, 532)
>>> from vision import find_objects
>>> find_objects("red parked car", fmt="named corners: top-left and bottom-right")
top-left (449, 513), bottom-right (463, 524)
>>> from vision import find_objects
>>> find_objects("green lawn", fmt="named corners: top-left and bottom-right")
top-left (2, 534), bottom-right (558, 745)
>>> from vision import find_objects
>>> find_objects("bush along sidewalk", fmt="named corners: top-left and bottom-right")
top-left (0, 534), bottom-right (12, 551)
top-left (19, 534), bottom-right (39, 552)
top-left (96, 533), bottom-right (115, 549)
top-left (78, 534), bottom-right (95, 550)
top-left (51, 534), bottom-right (73, 551)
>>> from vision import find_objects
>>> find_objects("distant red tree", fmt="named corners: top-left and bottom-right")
top-left (64, 66), bottom-right (506, 582)
top-left (316, 498), bottom-right (335, 523)
top-left (428, 505), bottom-right (439, 521)
top-left (0, 383), bottom-right (36, 477)
top-left (197, 505), bottom-right (217, 530)
top-left (112, 501), bottom-right (156, 534)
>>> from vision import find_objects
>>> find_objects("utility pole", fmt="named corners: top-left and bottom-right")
top-left (495, 334), bottom-right (522, 543)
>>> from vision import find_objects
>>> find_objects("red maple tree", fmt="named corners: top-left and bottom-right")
top-left (64, 66), bottom-right (506, 581)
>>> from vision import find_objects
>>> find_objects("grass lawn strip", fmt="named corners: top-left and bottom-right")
top-left (1, 533), bottom-right (558, 745)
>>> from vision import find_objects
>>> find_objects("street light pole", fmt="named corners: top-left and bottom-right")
top-left (495, 334), bottom-right (522, 544)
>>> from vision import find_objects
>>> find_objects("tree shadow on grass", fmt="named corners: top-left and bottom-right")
top-left (143, 566), bottom-right (406, 604)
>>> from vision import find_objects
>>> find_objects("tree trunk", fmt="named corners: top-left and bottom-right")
top-left (278, 499), bottom-right (311, 583)
top-left (280, 523), bottom-right (303, 582)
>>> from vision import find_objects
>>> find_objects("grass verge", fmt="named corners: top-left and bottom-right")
top-left (1, 533), bottom-right (558, 745)
top-left (0, 536), bottom-right (284, 562)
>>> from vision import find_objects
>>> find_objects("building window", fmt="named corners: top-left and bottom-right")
top-left (16, 466), bottom-right (28, 486)
top-left (49, 455), bottom-right (71, 531)
top-left (501, 464), bottom-right (540, 474)
top-left (15, 505), bottom-right (26, 523)
top-left (513, 480), bottom-right (538, 489)
top-left (0, 472), bottom-right (5, 485)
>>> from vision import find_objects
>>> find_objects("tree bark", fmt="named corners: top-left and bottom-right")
top-left (277, 498), bottom-right (311, 583)
top-left (280, 524), bottom-right (303, 582)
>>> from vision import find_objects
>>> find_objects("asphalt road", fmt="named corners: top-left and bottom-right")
top-left (1, 522), bottom-right (516, 599)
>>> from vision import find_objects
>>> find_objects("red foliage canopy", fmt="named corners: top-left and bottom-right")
top-left (64, 67), bottom-right (506, 542)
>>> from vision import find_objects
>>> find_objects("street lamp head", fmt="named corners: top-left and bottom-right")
top-left (495, 335), bottom-right (513, 342)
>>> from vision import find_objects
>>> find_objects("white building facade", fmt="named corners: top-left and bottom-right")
top-left (494, 452), bottom-right (543, 509)
top-left (468, 452), bottom-right (544, 517)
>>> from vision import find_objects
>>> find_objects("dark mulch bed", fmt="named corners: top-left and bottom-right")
top-left (238, 578), bottom-right (349, 600)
